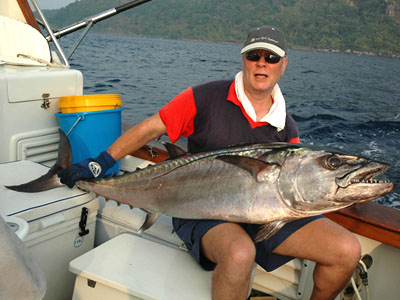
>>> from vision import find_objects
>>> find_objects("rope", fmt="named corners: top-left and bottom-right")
top-left (17, 54), bottom-right (69, 68)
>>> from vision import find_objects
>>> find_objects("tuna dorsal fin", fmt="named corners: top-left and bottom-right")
top-left (216, 155), bottom-right (281, 182)
top-left (254, 220), bottom-right (287, 242)
top-left (139, 211), bottom-right (161, 231)
top-left (163, 142), bottom-right (187, 158)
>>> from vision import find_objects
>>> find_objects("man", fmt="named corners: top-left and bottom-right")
top-left (59, 26), bottom-right (361, 300)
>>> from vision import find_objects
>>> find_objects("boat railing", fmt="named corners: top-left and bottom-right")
top-left (28, 0), bottom-right (152, 64)
top-left (29, 0), bottom-right (69, 66)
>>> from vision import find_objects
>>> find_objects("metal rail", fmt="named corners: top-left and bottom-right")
top-left (30, 0), bottom-right (69, 66)
top-left (30, 0), bottom-right (152, 64)
top-left (46, 0), bottom-right (152, 41)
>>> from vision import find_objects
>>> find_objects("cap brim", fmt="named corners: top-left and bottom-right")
top-left (241, 42), bottom-right (286, 57)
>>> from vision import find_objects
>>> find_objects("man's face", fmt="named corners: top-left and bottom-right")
top-left (242, 49), bottom-right (288, 97)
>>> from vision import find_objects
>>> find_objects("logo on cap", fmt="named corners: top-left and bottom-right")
top-left (250, 36), bottom-right (279, 44)
top-left (89, 162), bottom-right (102, 178)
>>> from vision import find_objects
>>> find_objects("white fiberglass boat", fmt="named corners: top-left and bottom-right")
top-left (0, 1), bottom-right (399, 300)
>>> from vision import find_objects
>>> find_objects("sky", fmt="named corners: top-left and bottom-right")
top-left (36, 0), bottom-right (76, 10)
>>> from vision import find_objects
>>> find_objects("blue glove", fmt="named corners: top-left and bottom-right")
top-left (58, 151), bottom-right (116, 188)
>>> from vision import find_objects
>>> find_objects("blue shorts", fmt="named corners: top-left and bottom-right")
top-left (172, 216), bottom-right (324, 272)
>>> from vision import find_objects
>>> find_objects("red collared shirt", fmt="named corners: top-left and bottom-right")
top-left (159, 80), bottom-right (300, 145)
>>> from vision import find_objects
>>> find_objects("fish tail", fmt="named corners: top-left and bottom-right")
top-left (5, 129), bottom-right (72, 193)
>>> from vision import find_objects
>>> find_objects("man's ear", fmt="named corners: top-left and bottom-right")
top-left (281, 57), bottom-right (288, 76)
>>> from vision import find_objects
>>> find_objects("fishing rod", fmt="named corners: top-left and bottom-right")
top-left (45, 0), bottom-right (152, 41)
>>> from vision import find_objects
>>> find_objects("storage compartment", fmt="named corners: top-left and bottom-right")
top-left (69, 233), bottom-right (213, 300)
top-left (0, 160), bottom-right (100, 300)
top-left (0, 64), bottom-right (83, 164)
top-left (6, 68), bottom-right (81, 103)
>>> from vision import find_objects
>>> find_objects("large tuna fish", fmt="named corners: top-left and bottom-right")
top-left (6, 130), bottom-right (394, 241)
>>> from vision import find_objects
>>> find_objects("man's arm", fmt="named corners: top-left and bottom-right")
top-left (58, 112), bottom-right (167, 187)
top-left (107, 112), bottom-right (167, 161)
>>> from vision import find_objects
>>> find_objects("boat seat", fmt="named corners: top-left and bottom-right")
top-left (95, 198), bottom-right (313, 299)
top-left (69, 233), bottom-right (213, 300)
top-left (0, 15), bottom-right (51, 66)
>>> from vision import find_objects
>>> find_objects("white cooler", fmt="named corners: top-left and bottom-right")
top-left (0, 160), bottom-right (99, 300)
top-left (69, 233), bottom-right (213, 300)
top-left (78, 198), bottom-right (214, 300)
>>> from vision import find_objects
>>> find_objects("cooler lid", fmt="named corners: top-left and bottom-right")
top-left (69, 233), bottom-right (213, 299)
top-left (0, 161), bottom-right (95, 222)
top-left (5, 68), bottom-right (82, 102)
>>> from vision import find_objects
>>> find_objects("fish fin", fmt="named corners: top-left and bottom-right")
top-left (5, 170), bottom-right (61, 193)
top-left (254, 221), bottom-right (287, 242)
top-left (163, 142), bottom-right (187, 158)
top-left (216, 155), bottom-right (281, 182)
top-left (140, 211), bottom-right (161, 231)
top-left (5, 129), bottom-right (72, 193)
top-left (56, 129), bottom-right (73, 169)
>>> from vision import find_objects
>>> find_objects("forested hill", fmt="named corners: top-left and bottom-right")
top-left (44, 0), bottom-right (400, 56)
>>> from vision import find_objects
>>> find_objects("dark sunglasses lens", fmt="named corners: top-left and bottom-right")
top-left (245, 52), bottom-right (261, 61)
top-left (245, 52), bottom-right (281, 64)
top-left (265, 55), bottom-right (281, 64)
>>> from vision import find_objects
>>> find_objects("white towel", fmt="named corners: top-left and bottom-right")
top-left (235, 71), bottom-right (286, 131)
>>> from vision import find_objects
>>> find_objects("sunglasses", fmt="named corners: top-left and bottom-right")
top-left (245, 51), bottom-right (282, 64)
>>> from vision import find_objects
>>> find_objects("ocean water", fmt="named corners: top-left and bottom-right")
top-left (59, 33), bottom-right (400, 209)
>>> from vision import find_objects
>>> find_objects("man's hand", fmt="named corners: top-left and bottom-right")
top-left (58, 151), bottom-right (116, 188)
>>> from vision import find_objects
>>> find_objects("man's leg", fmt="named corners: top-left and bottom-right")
top-left (201, 222), bottom-right (256, 300)
top-left (273, 218), bottom-right (361, 300)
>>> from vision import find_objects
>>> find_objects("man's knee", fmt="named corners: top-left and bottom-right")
top-left (224, 238), bottom-right (256, 269)
top-left (202, 223), bottom-right (256, 269)
top-left (336, 232), bottom-right (361, 268)
top-left (319, 228), bottom-right (361, 272)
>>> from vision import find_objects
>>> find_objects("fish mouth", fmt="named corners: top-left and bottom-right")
top-left (336, 162), bottom-right (392, 188)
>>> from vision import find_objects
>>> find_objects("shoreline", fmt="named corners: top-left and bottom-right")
top-left (91, 30), bottom-right (400, 59)
top-left (293, 46), bottom-right (400, 58)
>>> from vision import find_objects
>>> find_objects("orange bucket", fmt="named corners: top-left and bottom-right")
top-left (58, 94), bottom-right (122, 113)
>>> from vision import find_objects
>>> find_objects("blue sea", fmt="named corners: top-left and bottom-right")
top-left (59, 33), bottom-right (400, 209)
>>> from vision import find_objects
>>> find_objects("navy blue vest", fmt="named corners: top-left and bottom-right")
top-left (187, 80), bottom-right (298, 153)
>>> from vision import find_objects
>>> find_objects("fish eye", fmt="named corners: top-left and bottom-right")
top-left (326, 155), bottom-right (342, 169)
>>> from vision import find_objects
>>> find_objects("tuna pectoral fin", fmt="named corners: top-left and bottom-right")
top-left (216, 156), bottom-right (281, 182)
top-left (254, 221), bottom-right (286, 242)
top-left (5, 129), bottom-right (72, 193)
top-left (139, 210), bottom-right (161, 231)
